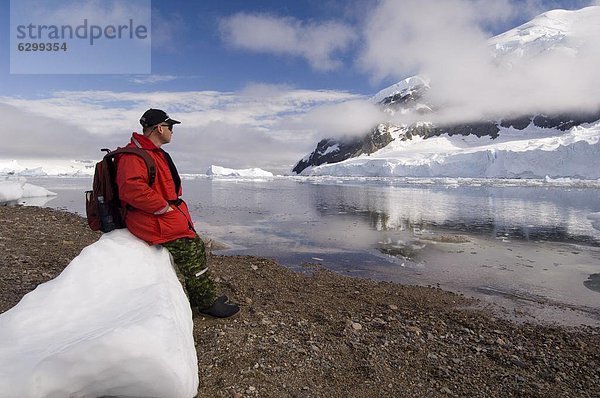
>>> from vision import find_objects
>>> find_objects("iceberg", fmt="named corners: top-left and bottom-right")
top-left (0, 229), bottom-right (199, 398)
top-left (206, 164), bottom-right (274, 178)
top-left (0, 177), bottom-right (56, 203)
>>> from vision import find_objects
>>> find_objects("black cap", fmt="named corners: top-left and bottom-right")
top-left (139, 108), bottom-right (181, 128)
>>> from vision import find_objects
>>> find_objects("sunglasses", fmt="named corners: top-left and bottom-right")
top-left (159, 123), bottom-right (173, 132)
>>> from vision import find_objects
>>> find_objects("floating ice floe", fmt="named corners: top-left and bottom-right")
top-left (0, 229), bottom-right (198, 398)
top-left (0, 177), bottom-right (57, 203)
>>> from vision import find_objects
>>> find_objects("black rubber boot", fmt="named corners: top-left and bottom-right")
top-left (198, 295), bottom-right (239, 318)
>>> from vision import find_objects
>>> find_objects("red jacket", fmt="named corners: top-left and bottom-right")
top-left (115, 133), bottom-right (196, 245)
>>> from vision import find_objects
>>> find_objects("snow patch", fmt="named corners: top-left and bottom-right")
top-left (319, 144), bottom-right (340, 156)
top-left (0, 229), bottom-right (198, 398)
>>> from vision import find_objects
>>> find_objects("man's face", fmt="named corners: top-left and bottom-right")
top-left (156, 123), bottom-right (174, 144)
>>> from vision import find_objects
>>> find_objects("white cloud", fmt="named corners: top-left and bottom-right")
top-left (293, 100), bottom-right (384, 137)
top-left (0, 103), bottom-right (109, 160)
top-left (0, 87), bottom-right (361, 174)
top-left (26, 0), bottom-right (150, 28)
top-left (129, 75), bottom-right (178, 84)
top-left (359, 0), bottom-right (495, 82)
top-left (220, 13), bottom-right (357, 71)
top-left (360, 0), bottom-right (600, 124)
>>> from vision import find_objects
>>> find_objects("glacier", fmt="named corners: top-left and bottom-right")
top-left (304, 121), bottom-right (600, 179)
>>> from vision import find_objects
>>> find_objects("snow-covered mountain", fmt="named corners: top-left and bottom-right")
top-left (294, 6), bottom-right (600, 178)
top-left (489, 6), bottom-right (600, 61)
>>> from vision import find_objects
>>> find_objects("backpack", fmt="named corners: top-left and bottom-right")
top-left (85, 147), bottom-right (156, 233)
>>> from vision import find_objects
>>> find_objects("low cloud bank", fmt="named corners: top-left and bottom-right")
top-left (0, 86), bottom-right (361, 174)
top-left (360, 0), bottom-right (600, 124)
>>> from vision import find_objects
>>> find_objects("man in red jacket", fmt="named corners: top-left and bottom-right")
top-left (116, 108), bottom-right (239, 318)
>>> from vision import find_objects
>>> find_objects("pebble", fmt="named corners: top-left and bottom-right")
top-left (5, 206), bottom-right (600, 398)
top-left (406, 326), bottom-right (422, 336)
top-left (351, 322), bottom-right (363, 331)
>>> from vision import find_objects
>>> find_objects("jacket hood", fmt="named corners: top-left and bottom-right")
top-left (130, 133), bottom-right (159, 150)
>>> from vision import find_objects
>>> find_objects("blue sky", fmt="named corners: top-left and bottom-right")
top-left (1, 0), bottom-right (593, 96)
top-left (1, 0), bottom-right (376, 95)
top-left (0, 0), bottom-right (598, 173)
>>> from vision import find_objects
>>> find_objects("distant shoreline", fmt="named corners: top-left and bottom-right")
top-left (1, 205), bottom-right (599, 397)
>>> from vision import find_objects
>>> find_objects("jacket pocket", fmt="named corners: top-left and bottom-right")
top-left (157, 208), bottom-right (190, 240)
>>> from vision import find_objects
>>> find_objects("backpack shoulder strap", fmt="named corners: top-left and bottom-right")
top-left (108, 147), bottom-right (157, 186)
top-left (159, 149), bottom-right (181, 194)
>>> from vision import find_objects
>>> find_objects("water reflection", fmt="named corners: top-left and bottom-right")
top-left (26, 176), bottom-right (600, 253)
top-left (309, 182), bottom-right (600, 246)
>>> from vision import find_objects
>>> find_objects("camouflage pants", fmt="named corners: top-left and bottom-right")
top-left (161, 235), bottom-right (216, 309)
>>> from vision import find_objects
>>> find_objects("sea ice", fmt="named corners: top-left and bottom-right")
top-left (0, 229), bottom-right (199, 398)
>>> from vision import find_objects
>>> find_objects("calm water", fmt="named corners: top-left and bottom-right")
top-left (25, 176), bottom-right (600, 325)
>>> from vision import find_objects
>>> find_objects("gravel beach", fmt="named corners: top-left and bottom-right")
top-left (0, 205), bottom-right (599, 397)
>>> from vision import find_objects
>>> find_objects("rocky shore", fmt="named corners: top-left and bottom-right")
top-left (0, 205), bottom-right (599, 397)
